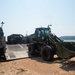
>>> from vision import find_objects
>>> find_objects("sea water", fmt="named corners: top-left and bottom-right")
top-left (64, 40), bottom-right (75, 42)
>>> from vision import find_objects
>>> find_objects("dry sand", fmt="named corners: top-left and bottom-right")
top-left (0, 56), bottom-right (75, 75)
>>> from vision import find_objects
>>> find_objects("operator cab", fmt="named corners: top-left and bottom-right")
top-left (35, 26), bottom-right (51, 41)
top-left (35, 26), bottom-right (62, 42)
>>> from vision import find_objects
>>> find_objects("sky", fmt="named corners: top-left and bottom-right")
top-left (0, 0), bottom-right (75, 38)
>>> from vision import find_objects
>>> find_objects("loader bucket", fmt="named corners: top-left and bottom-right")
top-left (56, 42), bottom-right (75, 58)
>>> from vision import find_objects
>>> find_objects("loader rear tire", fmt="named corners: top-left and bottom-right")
top-left (41, 45), bottom-right (54, 61)
top-left (28, 44), bottom-right (36, 55)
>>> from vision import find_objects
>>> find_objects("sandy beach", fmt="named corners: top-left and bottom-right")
top-left (0, 56), bottom-right (75, 75)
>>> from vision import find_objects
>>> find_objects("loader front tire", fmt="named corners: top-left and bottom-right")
top-left (41, 45), bottom-right (54, 61)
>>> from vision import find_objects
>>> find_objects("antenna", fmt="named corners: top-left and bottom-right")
top-left (26, 31), bottom-right (28, 37)
top-left (48, 24), bottom-right (52, 33)
top-left (1, 21), bottom-right (4, 28)
top-left (48, 24), bottom-right (52, 28)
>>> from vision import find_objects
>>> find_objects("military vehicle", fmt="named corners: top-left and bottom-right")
top-left (7, 34), bottom-right (25, 44)
top-left (27, 25), bottom-right (75, 61)
top-left (0, 22), bottom-right (6, 58)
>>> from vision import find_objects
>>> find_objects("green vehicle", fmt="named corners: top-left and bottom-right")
top-left (0, 25), bottom-right (6, 58)
top-left (7, 34), bottom-right (24, 44)
top-left (27, 25), bottom-right (75, 61)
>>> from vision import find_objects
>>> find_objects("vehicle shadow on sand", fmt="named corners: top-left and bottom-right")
top-left (30, 55), bottom-right (63, 64)
top-left (60, 61), bottom-right (75, 71)
top-left (30, 56), bottom-right (75, 71)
